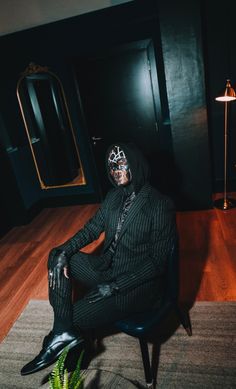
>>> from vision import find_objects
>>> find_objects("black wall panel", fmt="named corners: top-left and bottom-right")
top-left (158, 0), bottom-right (212, 209)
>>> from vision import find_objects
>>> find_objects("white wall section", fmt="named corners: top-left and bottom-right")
top-left (0, 0), bottom-right (133, 36)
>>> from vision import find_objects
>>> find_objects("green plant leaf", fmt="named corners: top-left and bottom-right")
top-left (49, 346), bottom-right (85, 389)
top-left (62, 369), bottom-right (69, 389)
top-left (68, 350), bottom-right (84, 389)
top-left (49, 374), bottom-right (54, 389)
top-left (52, 372), bottom-right (63, 389)
top-left (49, 347), bottom-right (69, 389)
top-left (57, 347), bottom-right (69, 383)
top-left (74, 376), bottom-right (84, 389)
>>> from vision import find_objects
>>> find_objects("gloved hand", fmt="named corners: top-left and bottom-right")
top-left (86, 282), bottom-right (119, 303)
top-left (48, 251), bottom-right (69, 289)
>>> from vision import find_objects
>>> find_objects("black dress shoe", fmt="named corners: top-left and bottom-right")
top-left (21, 329), bottom-right (84, 375)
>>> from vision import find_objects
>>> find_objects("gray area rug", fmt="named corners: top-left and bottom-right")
top-left (0, 300), bottom-right (236, 388)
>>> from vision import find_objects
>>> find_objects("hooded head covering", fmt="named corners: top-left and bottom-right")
top-left (106, 142), bottom-right (150, 193)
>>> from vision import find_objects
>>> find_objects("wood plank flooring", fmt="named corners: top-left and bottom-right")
top-left (1, 200), bottom-right (236, 342)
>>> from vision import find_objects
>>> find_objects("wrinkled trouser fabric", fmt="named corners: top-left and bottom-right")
top-left (48, 251), bottom-right (126, 330)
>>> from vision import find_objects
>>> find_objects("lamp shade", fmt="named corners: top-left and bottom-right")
top-left (215, 79), bottom-right (236, 102)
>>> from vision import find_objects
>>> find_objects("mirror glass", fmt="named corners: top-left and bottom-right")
top-left (17, 63), bottom-right (86, 189)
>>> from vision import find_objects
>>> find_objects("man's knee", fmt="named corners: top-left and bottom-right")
top-left (47, 248), bottom-right (59, 269)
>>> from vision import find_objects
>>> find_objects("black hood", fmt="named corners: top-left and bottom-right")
top-left (106, 142), bottom-right (150, 193)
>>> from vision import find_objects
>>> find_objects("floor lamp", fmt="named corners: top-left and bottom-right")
top-left (214, 79), bottom-right (236, 210)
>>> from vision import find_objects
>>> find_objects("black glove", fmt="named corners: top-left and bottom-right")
top-left (48, 251), bottom-right (68, 289)
top-left (86, 282), bottom-right (119, 303)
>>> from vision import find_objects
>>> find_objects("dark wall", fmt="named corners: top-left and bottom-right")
top-left (0, 142), bottom-right (26, 237)
top-left (0, 0), bottom-right (214, 236)
top-left (158, 0), bottom-right (212, 209)
top-left (202, 0), bottom-right (236, 192)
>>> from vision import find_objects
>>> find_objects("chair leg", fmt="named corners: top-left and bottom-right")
top-left (175, 306), bottom-right (192, 336)
top-left (139, 337), bottom-right (154, 388)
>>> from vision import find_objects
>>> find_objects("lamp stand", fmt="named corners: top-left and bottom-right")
top-left (214, 101), bottom-right (236, 210)
top-left (214, 197), bottom-right (236, 210)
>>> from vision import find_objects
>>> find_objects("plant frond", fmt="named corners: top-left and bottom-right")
top-left (57, 347), bottom-right (69, 382)
top-left (74, 376), bottom-right (85, 389)
top-left (54, 373), bottom-right (63, 389)
top-left (62, 369), bottom-right (69, 389)
top-left (49, 346), bottom-right (85, 388)
top-left (49, 347), bottom-right (69, 389)
top-left (49, 374), bottom-right (54, 389)
top-left (68, 350), bottom-right (85, 389)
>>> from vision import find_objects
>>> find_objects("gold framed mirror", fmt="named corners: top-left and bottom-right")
top-left (17, 63), bottom-right (86, 189)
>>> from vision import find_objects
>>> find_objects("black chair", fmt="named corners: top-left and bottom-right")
top-left (115, 239), bottom-right (192, 388)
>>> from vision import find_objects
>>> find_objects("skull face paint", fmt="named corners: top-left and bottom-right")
top-left (108, 146), bottom-right (131, 186)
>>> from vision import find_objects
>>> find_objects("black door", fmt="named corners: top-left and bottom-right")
top-left (74, 39), bottom-right (171, 195)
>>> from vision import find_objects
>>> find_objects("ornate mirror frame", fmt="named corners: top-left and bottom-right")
top-left (16, 63), bottom-right (86, 189)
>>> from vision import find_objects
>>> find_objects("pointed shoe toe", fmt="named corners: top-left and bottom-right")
top-left (21, 352), bottom-right (48, 376)
top-left (21, 330), bottom-right (84, 375)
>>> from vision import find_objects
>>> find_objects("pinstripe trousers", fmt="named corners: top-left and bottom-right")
top-left (48, 251), bottom-right (128, 330)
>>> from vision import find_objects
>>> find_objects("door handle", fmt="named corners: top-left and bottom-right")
top-left (92, 136), bottom-right (103, 145)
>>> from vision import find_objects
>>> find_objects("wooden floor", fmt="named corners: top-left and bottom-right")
top-left (1, 197), bottom-right (236, 342)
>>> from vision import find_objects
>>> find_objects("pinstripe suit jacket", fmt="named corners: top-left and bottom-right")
top-left (60, 182), bottom-right (177, 313)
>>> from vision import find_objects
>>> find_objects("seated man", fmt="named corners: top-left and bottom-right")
top-left (21, 142), bottom-right (177, 375)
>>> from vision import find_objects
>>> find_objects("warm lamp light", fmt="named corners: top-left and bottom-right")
top-left (214, 79), bottom-right (236, 210)
top-left (215, 79), bottom-right (236, 102)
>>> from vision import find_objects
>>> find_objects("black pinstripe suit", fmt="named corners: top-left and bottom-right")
top-left (49, 181), bottom-right (176, 330)
top-left (20, 144), bottom-right (178, 377)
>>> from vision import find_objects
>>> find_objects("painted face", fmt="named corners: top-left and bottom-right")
top-left (108, 146), bottom-right (131, 186)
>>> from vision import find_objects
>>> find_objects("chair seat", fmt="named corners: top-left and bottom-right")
top-left (115, 300), bottom-right (173, 337)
